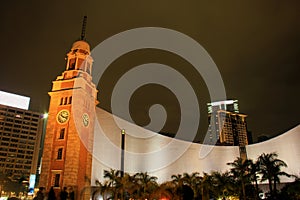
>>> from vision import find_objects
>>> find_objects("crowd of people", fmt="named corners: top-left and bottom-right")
top-left (34, 186), bottom-right (75, 200)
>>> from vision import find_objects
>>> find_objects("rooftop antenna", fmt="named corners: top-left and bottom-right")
top-left (81, 16), bottom-right (88, 41)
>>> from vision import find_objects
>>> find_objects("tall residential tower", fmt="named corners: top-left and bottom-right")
top-left (207, 100), bottom-right (248, 146)
top-left (0, 91), bottom-right (43, 191)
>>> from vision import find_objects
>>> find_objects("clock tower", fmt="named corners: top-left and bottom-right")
top-left (40, 18), bottom-right (98, 200)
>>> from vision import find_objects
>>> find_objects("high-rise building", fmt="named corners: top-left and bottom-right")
top-left (39, 18), bottom-right (98, 200)
top-left (207, 100), bottom-right (248, 146)
top-left (0, 93), bottom-right (43, 188)
top-left (0, 91), bottom-right (30, 110)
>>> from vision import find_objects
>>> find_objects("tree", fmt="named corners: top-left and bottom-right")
top-left (249, 160), bottom-right (260, 200)
top-left (0, 171), bottom-right (10, 197)
top-left (210, 171), bottom-right (236, 199)
top-left (278, 176), bottom-right (300, 200)
top-left (200, 172), bottom-right (213, 200)
top-left (103, 169), bottom-right (122, 200)
top-left (258, 152), bottom-right (290, 198)
top-left (171, 174), bottom-right (183, 186)
top-left (133, 172), bottom-right (158, 199)
top-left (93, 179), bottom-right (114, 200)
top-left (0, 171), bottom-right (27, 197)
top-left (150, 181), bottom-right (176, 200)
top-left (120, 173), bottom-right (138, 199)
top-left (227, 157), bottom-right (252, 200)
top-left (182, 172), bottom-right (201, 199)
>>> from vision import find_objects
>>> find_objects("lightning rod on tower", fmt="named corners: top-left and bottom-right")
top-left (81, 16), bottom-right (88, 41)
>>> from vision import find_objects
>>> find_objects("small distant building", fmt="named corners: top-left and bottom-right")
top-left (0, 91), bottom-right (43, 188)
top-left (247, 131), bottom-right (253, 144)
top-left (257, 135), bottom-right (270, 143)
top-left (207, 100), bottom-right (248, 146)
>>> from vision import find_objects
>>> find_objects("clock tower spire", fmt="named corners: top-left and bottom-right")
top-left (40, 17), bottom-right (98, 200)
top-left (80, 15), bottom-right (87, 41)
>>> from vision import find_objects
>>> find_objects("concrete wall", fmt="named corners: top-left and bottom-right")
top-left (91, 108), bottom-right (299, 184)
top-left (246, 125), bottom-right (300, 182)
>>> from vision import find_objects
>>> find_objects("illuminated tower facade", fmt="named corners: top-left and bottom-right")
top-left (207, 100), bottom-right (248, 146)
top-left (40, 19), bottom-right (98, 199)
top-left (0, 104), bottom-right (42, 185)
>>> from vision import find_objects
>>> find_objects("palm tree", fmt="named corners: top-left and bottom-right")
top-left (211, 171), bottom-right (236, 199)
top-left (133, 172), bottom-right (158, 199)
top-left (258, 152), bottom-right (290, 198)
top-left (150, 181), bottom-right (176, 200)
top-left (93, 179), bottom-right (113, 200)
top-left (272, 163), bottom-right (291, 195)
top-left (121, 173), bottom-right (138, 199)
top-left (249, 160), bottom-right (260, 200)
top-left (200, 172), bottom-right (213, 200)
top-left (103, 169), bottom-right (122, 200)
top-left (182, 172), bottom-right (201, 199)
top-left (278, 176), bottom-right (300, 199)
top-left (171, 174), bottom-right (183, 186)
top-left (227, 157), bottom-right (252, 200)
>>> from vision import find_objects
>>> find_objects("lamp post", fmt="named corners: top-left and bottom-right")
top-left (120, 129), bottom-right (125, 177)
top-left (34, 113), bottom-right (48, 189)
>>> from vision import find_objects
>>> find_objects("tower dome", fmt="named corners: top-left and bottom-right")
top-left (71, 40), bottom-right (90, 54)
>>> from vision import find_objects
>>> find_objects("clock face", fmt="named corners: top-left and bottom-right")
top-left (57, 110), bottom-right (69, 124)
top-left (82, 113), bottom-right (89, 127)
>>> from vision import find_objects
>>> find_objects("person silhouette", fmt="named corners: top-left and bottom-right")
top-left (35, 187), bottom-right (45, 200)
top-left (48, 187), bottom-right (56, 200)
top-left (60, 187), bottom-right (68, 200)
top-left (68, 186), bottom-right (74, 200)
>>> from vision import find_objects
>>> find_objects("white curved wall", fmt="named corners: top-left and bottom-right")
top-left (246, 125), bottom-right (300, 182)
top-left (91, 108), bottom-right (300, 184)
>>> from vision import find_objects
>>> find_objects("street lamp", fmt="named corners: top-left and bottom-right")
top-left (120, 129), bottom-right (125, 177)
top-left (34, 113), bottom-right (48, 188)
top-left (43, 113), bottom-right (48, 119)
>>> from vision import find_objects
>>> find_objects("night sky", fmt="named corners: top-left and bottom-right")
top-left (1, 1), bottom-right (299, 142)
